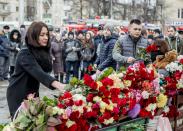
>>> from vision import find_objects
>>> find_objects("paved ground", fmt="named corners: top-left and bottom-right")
top-left (0, 80), bottom-right (59, 124)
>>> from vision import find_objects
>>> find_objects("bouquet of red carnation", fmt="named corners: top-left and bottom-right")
top-left (146, 44), bottom-right (158, 53)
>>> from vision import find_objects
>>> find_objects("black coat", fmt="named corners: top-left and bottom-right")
top-left (7, 48), bottom-right (56, 117)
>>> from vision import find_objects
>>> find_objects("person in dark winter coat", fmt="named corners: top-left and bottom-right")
top-left (93, 26), bottom-right (104, 61)
top-left (9, 29), bottom-right (21, 76)
top-left (50, 33), bottom-right (65, 82)
top-left (7, 22), bottom-right (65, 118)
top-left (113, 19), bottom-right (149, 67)
top-left (80, 32), bottom-right (95, 77)
top-left (64, 31), bottom-right (81, 83)
top-left (94, 24), bottom-right (117, 74)
top-left (0, 29), bottom-right (12, 80)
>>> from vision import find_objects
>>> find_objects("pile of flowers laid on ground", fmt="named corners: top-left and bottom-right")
top-left (2, 56), bottom-right (183, 131)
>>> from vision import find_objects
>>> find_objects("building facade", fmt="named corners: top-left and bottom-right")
top-left (0, 0), bottom-right (19, 21)
top-left (164, 0), bottom-right (183, 26)
top-left (0, 0), bottom-right (66, 26)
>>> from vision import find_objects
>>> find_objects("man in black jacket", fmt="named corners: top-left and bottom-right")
top-left (94, 24), bottom-right (117, 74)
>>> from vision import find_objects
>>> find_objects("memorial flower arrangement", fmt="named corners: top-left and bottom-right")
top-left (3, 56), bottom-right (183, 131)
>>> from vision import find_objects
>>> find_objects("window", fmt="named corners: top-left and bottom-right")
top-left (16, 7), bottom-right (19, 12)
top-left (182, 8), bottom-right (183, 18)
top-left (178, 9), bottom-right (180, 18)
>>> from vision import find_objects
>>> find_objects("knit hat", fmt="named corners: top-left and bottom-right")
top-left (154, 29), bottom-right (161, 34)
top-left (3, 25), bottom-right (10, 30)
top-left (77, 30), bottom-right (83, 36)
top-left (20, 24), bottom-right (26, 28)
top-left (48, 25), bottom-right (54, 31)
top-left (104, 24), bottom-right (114, 33)
top-left (98, 25), bottom-right (104, 31)
top-left (68, 31), bottom-right (74, 36)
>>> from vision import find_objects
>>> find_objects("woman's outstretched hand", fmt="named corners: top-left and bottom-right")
top-left (51, 81), bottom-right (66, 93)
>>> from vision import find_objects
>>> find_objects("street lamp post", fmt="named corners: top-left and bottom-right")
top-left (110, 0), bottom-right (113, 19)
top-left (19, 0), bottom-right (24, 26)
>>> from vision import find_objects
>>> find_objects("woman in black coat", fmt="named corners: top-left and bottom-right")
top-left (6, 22), bottom-right (65, 118)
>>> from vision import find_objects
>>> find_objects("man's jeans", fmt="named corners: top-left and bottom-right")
top-left (65, 61), bottom-right (79, 84)
top-left (0, 56), bottom-right (9, 80)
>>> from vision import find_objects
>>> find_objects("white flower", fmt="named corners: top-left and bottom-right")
top-left (163, 106), bottom-right (170, 113)
top-left (103, 117), bottom-right (114, 125)
top-left (146, 103), bottom-right (157, 112)
top-left (72, 94), bottom-right (86, 102)
top-left (166, 62), bottom-right (182, 73)
top-left (52, 107), bottom-right (64, 115)
top-left (66, 120), bottom-right (75, 128)
top-left (177, 78), bottom-right (183, 89)
top-left (142, 91), bottom-right (150, 99)
top-left (100, 101), bottom-right (107, 109)
top-left (93, 96), bottom-right (102, 102)
top-left (177, 55), bottom-right (183, 61)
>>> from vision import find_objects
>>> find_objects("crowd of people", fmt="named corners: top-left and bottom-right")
top-left (1, 19), bottom-right (183, 83)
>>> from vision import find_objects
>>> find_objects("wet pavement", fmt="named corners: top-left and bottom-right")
top-left (0, 80), bottom-right (59, 124)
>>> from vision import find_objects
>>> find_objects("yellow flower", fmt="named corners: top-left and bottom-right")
top-left (157, 94), bottom-right (167, 108)
top-left (93, 96), bottom-right (102, 102)
top-left (97, 81), bottom-right (103, 89)
top-left (100, 101), bottom-right (107, 109)
top-left (103, 117), bottom-right (114, 125)
top-left (124, 80), bottom-right (132, 87)
top-left (100, 108), bottom-right (105, 113)
top-left (66, 120), bottom-right (75, 128)
top-left (106, 104), bottom-right (113, 111)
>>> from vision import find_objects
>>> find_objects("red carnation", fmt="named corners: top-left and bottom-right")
top-left (103, 90), bottom-right (110, 97)
top-left (102, 98), bottom-right (110, 104)
top-left (118, 98), bottom-right (127, 107)
top-left (85, 111), bottom-right (98, 118)
top-left (91, 126), bottom-right (99, 131)
top-left (92, 103), bottom-right (100, 110)
top-left (122, 107), bottom-right (127, 115)
top-left (65, 99), bottom-right (74, 107)
top-left (74, 100), bottom-right (83, 106)
top-left (112, 97), bottom-right (119, 103)
top-left (113, 115), bottom-right (119, 121)
top-left (98, 116), bottom-right (104, 123)
top-left (173, 71), bottom-right (182, 80)
top-left (99, 86), bottom-right (107, 93)
top-left (59, 91), bottom-right (72, 101)
top-left (83, 74), bottom-right (93, 86)
top-left (113, 107), bottom-right (120, 115)
top-left (69, 111), bottom-right (80, 121)
top-left (86, 93), bottom-right (94, 102)
top-left (110, 88), bottom-right (121, 97)
top-left (57, 103), bottom-right (65, 108)
top-left (90, 81), bottom-right (98, 90)
top-left (87, 65), bottom-right (93, 72)
top-left (179, 59), bottom-right (183, 64)
top-left (129, 98), bottom-right (136, 110)
top-left (101, 77), bottom-right (114, 86)
top-left (68, 124), bottom-right (77, 131)
top-left (146, 44), bottom-right (158, 53)
top-left (103, 111), bottom-right (111, 119)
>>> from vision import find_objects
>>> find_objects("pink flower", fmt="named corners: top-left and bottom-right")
top-left (65, 107), bottom-right (72, 117)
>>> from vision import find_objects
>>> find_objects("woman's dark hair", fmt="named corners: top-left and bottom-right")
top-left (155, 39), bottom-right (169, 54)
top-left (84, 32), bottom-right (94, 49)
top-left (151, 40), bottom-right (169, 62)
top-left (10, 29), bottom-right (21, 43)
top-left (25, 21), bottom-right (52, 72)
top-left (25, 21), bottom-right (50, 49)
